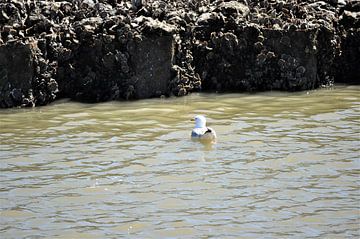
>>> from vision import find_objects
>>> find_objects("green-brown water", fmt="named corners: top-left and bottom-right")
top-left (1, 85), bottom-right (359, 238)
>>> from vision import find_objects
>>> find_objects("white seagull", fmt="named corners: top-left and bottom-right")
top-left (191, 115), bottom-right (217, 142)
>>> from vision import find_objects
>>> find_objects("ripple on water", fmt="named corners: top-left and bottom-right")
top-left (0, 86), bottom-right (359, 238)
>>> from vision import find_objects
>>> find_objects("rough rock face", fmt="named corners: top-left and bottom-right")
top-left (0, 42), bottom-right (35, 108)
top-left (194, 27), bottom-right (319, 92)
top-left (262, 29), bottom-right (319, 90)
top-left (337, 29), bottom-right (360, 83)
top-left (129, 35), bottom-right (174, 99)
top-left (336, 3), bottom-right (360, 83)
top-left (0, 40), bottom-right (58, 108)
top-left (0, 0), bottom-right (358, 108)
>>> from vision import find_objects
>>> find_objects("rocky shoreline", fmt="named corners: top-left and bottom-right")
top-left (0, 0), bottom-right (359, 108)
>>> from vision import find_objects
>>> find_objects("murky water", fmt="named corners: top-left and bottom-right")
top-left (0, 85), bottom-right (359, 238)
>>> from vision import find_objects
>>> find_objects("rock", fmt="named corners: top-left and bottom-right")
top-left (132, 0), bottom-right (143, 10)
top-left (339, 10), bottom-right (360, 28)
top-left (254, 41), bottom-right (263, 52)
top-left (139, 16), bottom-right (177, 36)
top-left (0, 41), bottom-right (35, 107)
top-left (217, 1), bottom-right (250, 18)
top-left (0, 0), bottom-right (357, 108)
top-left (265, 29), bottom-right (318, 90)
top-left (197, 12), bottom-right (222, 26)
top-left (296, 66), bottom-right (306, 75)
top-left (336, 29), bottom-right (360, 84)
top-left (47, 78), bottom-right (58, 92)
top-left (128, 34), bottom-right (174, 99)
top-left (10, 88), bottom-right (22, 103)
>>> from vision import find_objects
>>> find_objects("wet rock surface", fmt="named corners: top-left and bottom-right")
top-left (0, 0), bottom-right (358, 108)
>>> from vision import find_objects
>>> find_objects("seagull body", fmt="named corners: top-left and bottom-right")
top-left (191, 115), bottom-right (216, 142)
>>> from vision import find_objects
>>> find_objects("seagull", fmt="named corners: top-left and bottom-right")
top-left (191, 115), bottom-right (217, 142)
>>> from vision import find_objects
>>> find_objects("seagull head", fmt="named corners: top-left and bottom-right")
top-left (194, 115), bottom-right (206, 128)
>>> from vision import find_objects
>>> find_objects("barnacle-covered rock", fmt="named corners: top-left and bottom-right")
top-left (0, 0), bottom-right (357, 108)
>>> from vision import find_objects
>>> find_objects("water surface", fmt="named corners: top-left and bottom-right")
top-left (1, 85), bottom-right (359, 238)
